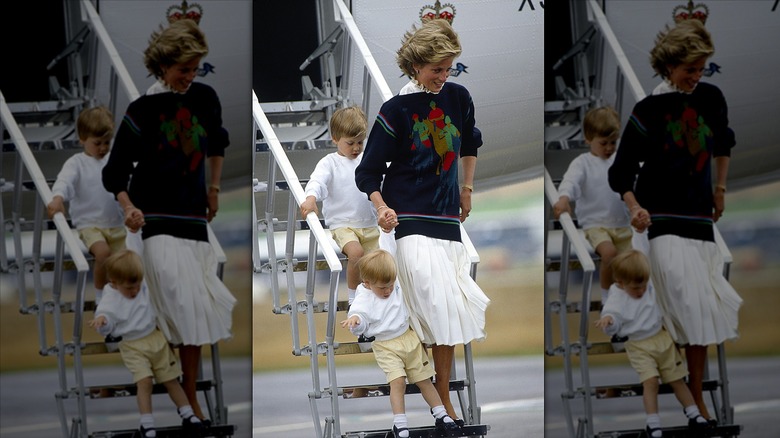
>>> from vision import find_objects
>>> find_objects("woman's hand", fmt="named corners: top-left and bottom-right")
top-left (124, 206), bottom-right (145, 232)
top-left (207, 186), bottom-right (219, 222)
top-left (713, 187), bottom-right (725, 222)
top-left (630, 205), bottom-right (651, 232)
top-left (377, 206), bottom-right (398, 233)
top-left (459, 187), bottom-right (472, 222)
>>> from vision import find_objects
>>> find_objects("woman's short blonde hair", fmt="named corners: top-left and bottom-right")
top-left (77, 106), bottom-right (114, 141)
top-left (650, 19), bottom-right (713, 79)
top-left (143, 19), bottom-right (208, 78)
top-left (105, 249), bottom-right (144, 285)
top-left (610, 249), bottom-right (651, 285)
top-left (358, 249), bottom-right (397, 285)
top-left (396, 19), bottom-right (462, 78)
top-left (330, 106), bottom-right (367, 141)
top-left (582, 106), bottom-right (621, 142)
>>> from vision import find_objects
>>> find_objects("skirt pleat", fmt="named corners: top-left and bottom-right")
top-left (142, 235), bottom-right (236, 346)
top-left (395, 235), bottom-right (490, 346)
top-left (649, 235), bottom-right (742, 346)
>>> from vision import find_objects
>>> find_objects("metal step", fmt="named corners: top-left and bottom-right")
top-left (549, 300), bottom-right (602, 314)
top-left (341, 380), bottom-right (466, 400)
top-left (547, 341), bottom-right (620, 356)
top-left (273, 299), bottom-right (350, 315)
top-left (90, 423), bottom-right (237, 438)
top-left (86, 380), bottom-right (213, 399)
top-left (591, 379), bottom-right (719, 400)
top-left (595, 423), bottom-right (741, 437)
top-left (343, 424), bottom-right (490, 438)
top-left (20, 299), bottom-right (97, 316)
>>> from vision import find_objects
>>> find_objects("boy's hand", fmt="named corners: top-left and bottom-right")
top-left (630, 205), bottom-right (651, 232)
top-left (377, 207), bottom-right (397, 233)
top-left (124, 207), bottom-right (145, 232)
top-left (340, 315), bottom-right (360, 329)
top-left (47, 196), bottom-right (66, 219)
top-left (300, 196), bottom-right (319, 218)
top-left (594, 315), bottom-right (613, 329)
top-left (552, 197), bottom-right (571, 219)
top-left (88, 316), bottom-right (107, 329)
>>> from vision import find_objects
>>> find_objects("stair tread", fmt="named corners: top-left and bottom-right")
top-left (90, 423), bottom-right (236, 437)
top-left (86, 380), bottom-right (213, 398)
top-left (343, 423), bottom-right (489, 438)
top-left (341, 380), bottom-right (466, 399)
top-left (596, 423), bottom-right (741, 437)
top-left (591, 379), bottom-right (719, 399)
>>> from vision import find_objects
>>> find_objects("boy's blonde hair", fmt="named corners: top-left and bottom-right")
top-left (582, 106), bottom-right (621, 142)
top-left (144, 19), bottom-right (208, 79)
top-left (396, 19), bottom-right (462, 78)
top-left (610, 249), bottom-right (651, 285)
top-left (358, 249), bottom-right (397, 285)
top-left (77, 106), bottom-right (114, 141)
top-left (330, 106), bottom-right (367, 141)
top-left (104, 249), bottom-right (144, 285)
top-left (650, 19), bottom-right (713, 79)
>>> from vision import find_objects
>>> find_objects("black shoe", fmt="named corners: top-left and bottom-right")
top-left (357, 334), bottom-right (375, 343)
top-left (610, 334), bottom-right (628, 352)
top-left (688, 415), bottom-right (712, 429)
top-left (182, 415), bottom-right (205, 435)
top-left (392, 425), bottom-right (409, 438)
top-left (435, 415), bottom-right (459, 432)
top-left (645, 425), bottom-right (662, 438)
top-left (138, 425), bottom-right (155, 438)
top-left (104, 335), bottom-right (122, 352)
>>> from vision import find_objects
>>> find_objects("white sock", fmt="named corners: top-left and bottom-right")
top-left (601, 288), bottom-right (609, 305)
top-left (140, 413), bottom-right (156, 436)
top-left (178, 405), bottom-right (200, 422)
top-left (431, 405), bottom-right (454, 423)
top-left (684, 405), bottom-right (708, 424)
top-left (95, 289), bottom-right (103, 306)
top-left (646, 413), bottom-right (662, 437)
top-left (348, 288), bottom-right (356, 305)
top-left (393, 414), bottom-right (409, 437)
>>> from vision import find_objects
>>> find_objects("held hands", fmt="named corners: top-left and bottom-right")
top-left (124, 206), bottom-right (145, 232)
top-left (594, 315), bottom-right (613, 330)
top-left (630, 205), bottom-right (651, 232)
top-left (340, 315), bottom-right (360, 329)
top-left (377, 206), bottom-right (397, 233)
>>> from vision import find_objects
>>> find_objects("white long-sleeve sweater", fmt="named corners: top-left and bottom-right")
top-left (557, 152), bottom-right (630, 230)
top-left (94, 282), bottom-right (156, 341)
top-left (347, 283), bottom-right (409, 341)
top-left (304, 152), bottom-right (377, 229)
top-left (51, 152), bottom-right (124, 230)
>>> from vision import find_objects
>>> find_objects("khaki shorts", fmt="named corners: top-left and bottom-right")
top-left (584, 226), bottom-right (632, 254)
top-left (625, 329), bottom-right (687, 383)
top-left (78, 226), bottom-right (127, 254)
top-left (331, 226), bottom-right (380, 253)
top-left (372, 328), bottom-right (435, 384)
top-left (119, 329), bottom-right (182, 384)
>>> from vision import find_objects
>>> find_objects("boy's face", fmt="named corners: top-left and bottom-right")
top-left (667, 57), bottom-right (707, 93)
top-left (616, 280), bottom-right (648, 299)
top-left (82, 136), bottom-right (112, 160)
top-left (587, 135), bottom-right (618, 160)
top-left (112, 280), bottom-right (142, 299)
top-left (334, 135), bottom-right (365, 160)
top-left (364, 280), bottom-right (395, 299)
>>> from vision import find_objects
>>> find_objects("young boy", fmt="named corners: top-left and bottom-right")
top-left (48, 106), bottom-right (126, 306)
top-left (553, 106), bottom-right (632, 307)
top-left (341, 250), bottom-right (458, 438)
top-left (301, 106), bottom-right (380, 309)
top-left (594, 247), bottom-right (710, 438)
top-left (88, 248), bottom-right (204, 438)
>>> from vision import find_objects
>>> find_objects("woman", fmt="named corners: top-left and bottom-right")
top-left (102, 18), bottom-right (235, 422)
top-left (355, 18), bottom-right (490, 424)
top-left (608, 18), bottom-right (742, 423)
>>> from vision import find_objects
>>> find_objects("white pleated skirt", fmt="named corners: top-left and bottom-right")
top-left (395, 235), bottom-right (490, 346)
top-left (648, 235), bottom-right (742, 346)
top-left (142, 235), bottom-right (236, 346)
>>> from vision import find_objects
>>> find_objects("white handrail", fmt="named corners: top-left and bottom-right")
top-left (333, 0), bottom-right (394, 102)
top-left (1, 92), bottom-right (90, 274)
top-left (544, 168), bottom-right (595, 273)
top-left (252, 91), bottom-right (343, 273)
top-left (587, 0), bottom-right (646, 102)
top-left (80, 0), bottom-right (139, 102)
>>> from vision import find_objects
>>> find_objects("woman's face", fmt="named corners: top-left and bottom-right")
top-left (414, 57), bottom-right (455, 93)
top-left (667, 57), bottom-right (707, 93)
top-left (162, 57), bottom-right (201, 93)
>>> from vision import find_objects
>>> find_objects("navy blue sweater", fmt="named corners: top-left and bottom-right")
top-left (356, 82), bottom-right (482, 242)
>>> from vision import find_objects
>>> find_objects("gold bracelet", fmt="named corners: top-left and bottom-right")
top-left (209, 184), bottom-right (221, 192)
top-left (715, 185), bottom-right (726, 193)
top-left (377, 205), bottom-right (388, 211)
top-left (461, 184), bottom-right (474, 192)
